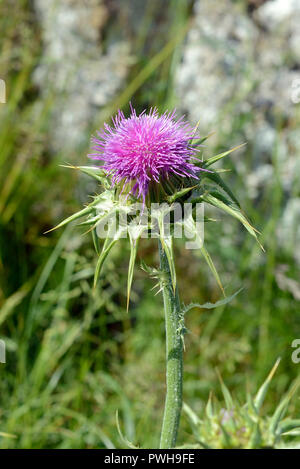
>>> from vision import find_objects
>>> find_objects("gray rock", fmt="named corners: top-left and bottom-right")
top-left (176, 0), bottom-right (300, 155)
top-left (176, 0), bottom-right (258, 136)
top-left (33, 0), bottom-right (132, 152)
top-left (176, 0), bottom-right (300, 260)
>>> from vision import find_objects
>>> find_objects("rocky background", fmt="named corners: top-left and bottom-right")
top-left (33, 0), bottom-right (132, 151)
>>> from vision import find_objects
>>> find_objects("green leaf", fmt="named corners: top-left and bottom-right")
top-left (183, 402), bottom-right (201, 426)
top-left (183, 288), bottom-right (243, 313)
top-left (205, 392), bottom-right (214, 419)
top-left (278, 419), bottom-right (300, 435)
top-left (153, 204), bottom-right (177, 291)
top-left (91, 226), bottom-right (101, 255)
top-left (0, 432), bottom-right (17, 439)
top-left (60, 164), bottom-right (109, 187)
top-left (203, 143), bottom-right (246, 168)
top-left (200, 245), bottom-right (225, 295)
top-left (180, 210), bottom-right (224, 294)
top-left (254, 358), bottom-right (281, 412)
top-left (220, 424), bottom-right (232, 447)
top-left (191, 131), bottom-right (215, 147)
top-left (249, 422), bottom-right (262, 449)
top-left (127, 242), bottom-right (137, 312)
top-left (115, 410), bottom-right (138, 449)
top-left (93, 238), bottom-right (116, 288)
top-left (44, 193), bottom-right (108, 234)
top-left (44, 204), bottom-right (96, 234)
top-left (201, 171), bottom-right (240, 207)
top-left (167, 185), bottom-right (196, 203)
top-left (93, 223), bottom-right (127, 288)
top-left (216, 369), bottom-right (234, 411)
top-left (160, 235), bottom-right (177, 292)
top-left (127, 224), bottom-right (147, 312)
top-left (269, 378), bottom-right (300, 435)
top-left (202, 193), bottom-right (264, 250)
top-left (245, 392), bottom-right (259, 418)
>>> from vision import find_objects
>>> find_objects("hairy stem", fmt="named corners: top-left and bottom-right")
top-left (159, 241), bottom-right (183, 449)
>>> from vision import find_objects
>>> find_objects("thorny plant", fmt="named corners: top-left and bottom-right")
top-left (47, 106), bottom-right (274, 449)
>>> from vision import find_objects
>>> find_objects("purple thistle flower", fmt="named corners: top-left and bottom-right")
top-left (89, 106), bottom-right (205, 202)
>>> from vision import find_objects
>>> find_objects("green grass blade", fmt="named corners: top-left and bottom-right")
top-left (254, 358), bottom-right (281, 412)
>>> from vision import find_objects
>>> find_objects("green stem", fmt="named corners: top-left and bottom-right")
top-left (159, 241), bottom-right (183, 449)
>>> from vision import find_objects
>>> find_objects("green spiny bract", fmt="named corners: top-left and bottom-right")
top-left (48, 139), bottom-right (260, 309)
top-left (181, 360), bottom-right (300, 449)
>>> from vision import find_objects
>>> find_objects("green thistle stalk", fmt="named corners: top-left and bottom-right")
top-left (159, 241), bottom-right (183, 449)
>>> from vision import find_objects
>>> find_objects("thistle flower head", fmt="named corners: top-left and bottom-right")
top-left (50, 112), bottom-right (260, 307)
top-left (89, 106), bottom-right (204, 202)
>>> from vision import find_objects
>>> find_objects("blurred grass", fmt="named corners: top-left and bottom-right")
top-left (0, 0), bottom-right (299, 448)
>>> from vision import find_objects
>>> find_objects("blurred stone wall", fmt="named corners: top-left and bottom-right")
top-left (176, 0), bottom-right (300, 168)
top-left (175, 0), bottom-right (300, 263)
top-left (33, 0), bottom-right (132, 152)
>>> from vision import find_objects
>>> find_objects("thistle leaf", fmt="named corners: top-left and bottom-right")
top-left (153, 205), bottom-right (177, 291)
top-left (140, 260), bottom-right (166, 281)
top-left (254, 358), bottom-right (281, 412)
top-left (116, 410), bottom-right (138, 449)
top-left (249, 422), bottom-right (262, 449)
top-left (269, 379), bottom-right (300, 435)
top-left (94, 237), bottom-right (117, 288)
top-left (44, 205), bottom-right (96, 234)
top-left (167, 185), bottom-right (196, 203)
top-left (220, 424), bottom-right (232, 447)
top-left (281, 429), bottom-right (300, 437)
top-left (201, 171), bottom-right (240, 207)
top-left (160, 235), bottom-right (177, 292)
top-left (44, 193), bottom-right (106, 234)
top-left (91, 226), bottom-right (101, 255)
top-left (203, 143), bottom-right (246, 168)
top-left (278, 419), bottom-right (300, 435)
top-left (127, 224), bottom-right (147, 312)
top-left (93, 223), bottom-right (127, 288)
top-left (216, 369), bottom-right (234, 411)
top-left (183, 402), bottom-right (201, 427)
top-left (127, 239), bottom-right (138, 312)
top-left (202, 193), bottom-right (264, 250)
top-left (179, 210), bottom-right (224, 294)
top-left (191, 131), bottom-right (215, 147)
top-left (183, 288), bottom-right (243, 314)
top-left (246, 392), bottom-right (259, 418)
top-left (200, 245), bottom-right (225, 295)
top-left (205, 392), bottom-right (214, 419)
top-left (60, 164), bottom-right (109, 187)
